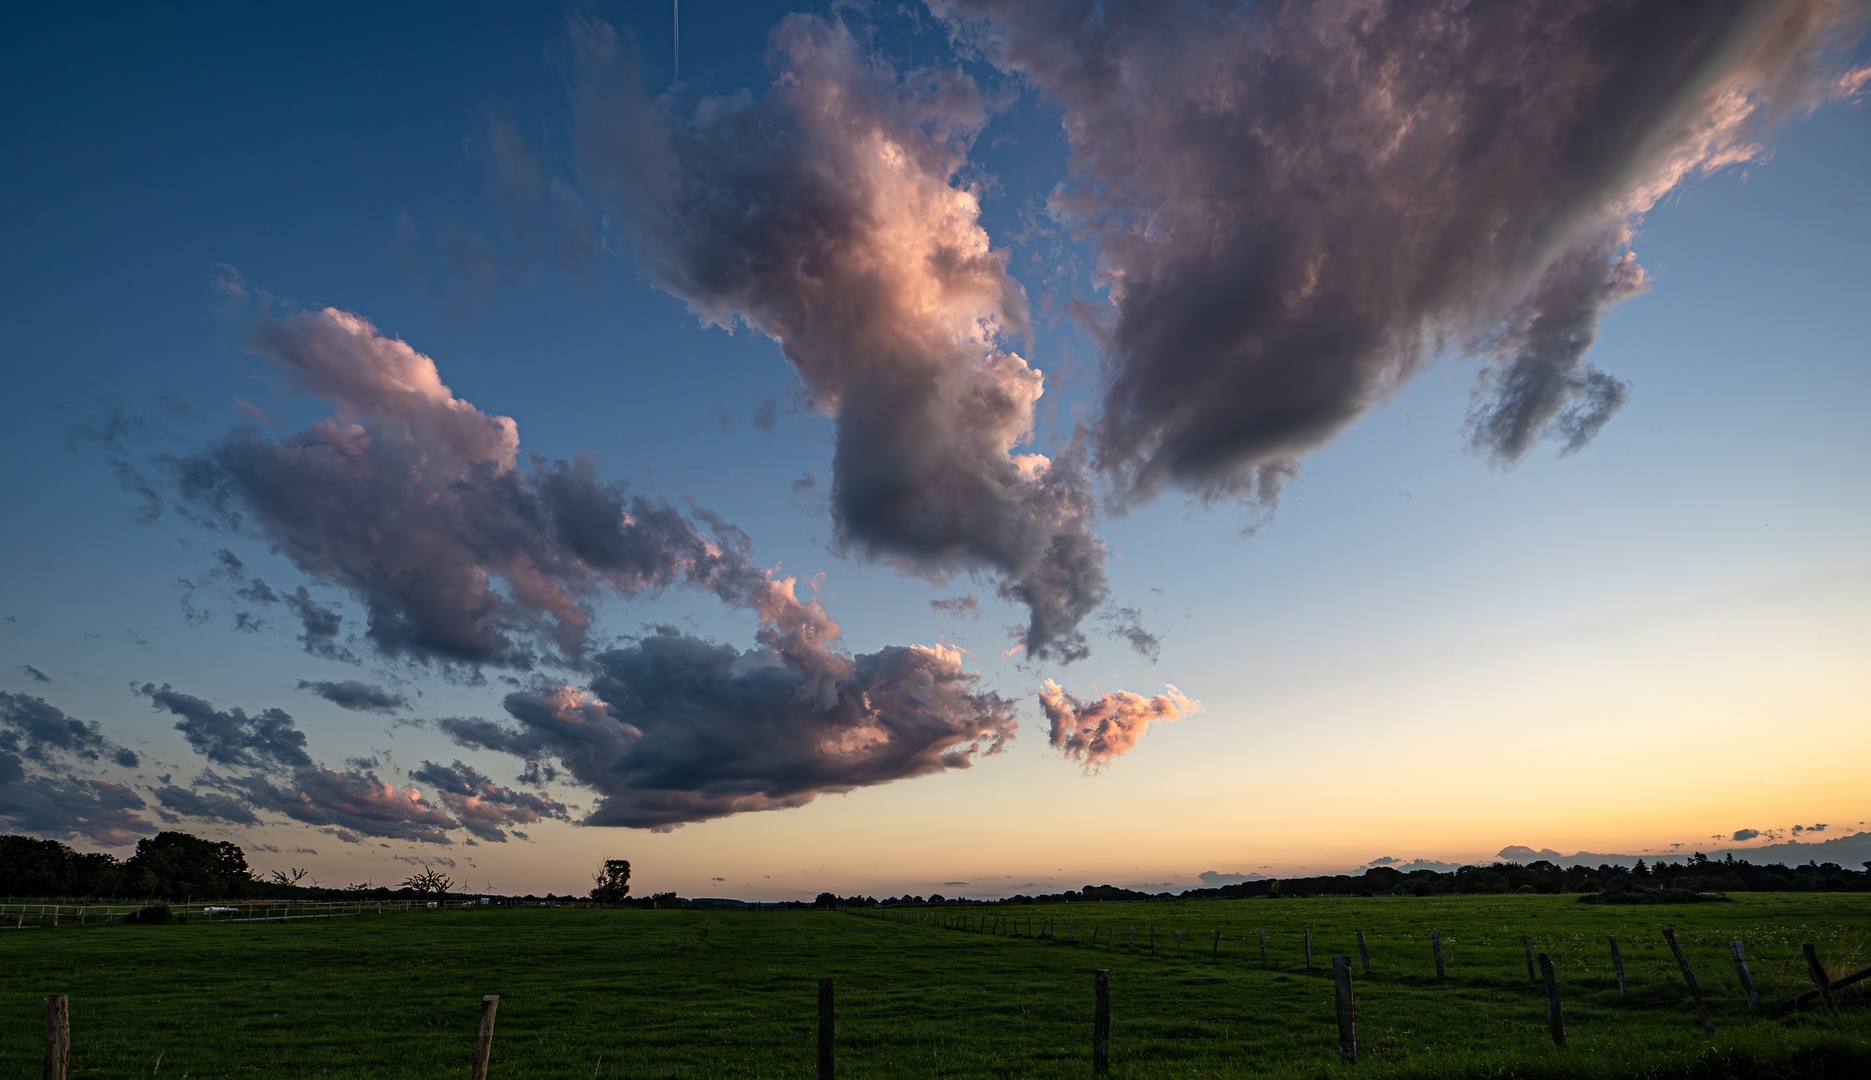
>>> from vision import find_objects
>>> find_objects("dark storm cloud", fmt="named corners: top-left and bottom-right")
top-left (155, 784), bottom-right (262, 826)
top-left (570, 13), bottom-right (1109, 661)
top-left (295, 680), bottom-right (409, 714)
top-left (1732, 828), bottom-right (1760, 841)
top-left (165, 305), bottom-right (802, 669)
top-left (137, 683), bottom-right (312, 773)
top-left (0, 693), bottom-right (154, 845)
top-left (0, 692), bottom-right (139, 768)
top-left (437, 620), bottom-right (1018, 830)
top-left (0, 759), bottom-right (154, 847)
top-left (407, 759), bottom-right (570, 842)
top-left (935, 0), bottom-right (1871, 499)
top-left (16, 665), bottom-right (50, 683)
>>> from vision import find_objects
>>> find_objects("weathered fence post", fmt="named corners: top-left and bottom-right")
top-left (1093, 969), bottom-right (1111, 1076)
top-left (1538, 953), bottom-right (1566, 1046)
top-left (1609, 935), bottom-right (1626, 994)
top-left (1730, 941), bottom-right (1758, 1008)
top-left (1523, 937), bottom-right (1537, 984)
top-left (1176, 930), bottom-right (1183, 958)
top-left (45, 994), bottom-right (69, 1080)
top-left (1662, 927), bottom-right (1714, 1032)
top-left (1212, 929), bottom-right (1221, 959)
top-left (1432, 930), bottom-right (1445, 982)
top-left (1331, 956), bottom-right (1356, 1064)
top-left (1357, 930), bottom-right (1371, 974)
top-left (1259, 928), bottom-right (1267, 967)
top-left (1129, 924), bottom-right (1135, 950)
top-left (1069, 918), bottom-right (1075, 942)
top-left (817, 977), bottom-right (836, 1077)
top-left (1305, 928), bottom-right (1312, 970)
top-left (1804, 944), bottom-right (1840, 1018)
top-left (470, 995), bottom-right (499, 1080)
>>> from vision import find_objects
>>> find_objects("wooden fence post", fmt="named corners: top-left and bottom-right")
top-left (1304, 928), bottom-right (1312, 970)
top-left (44, 994), bottom-right (69, 1080)
top-left (817, 977), bottom-right (836, 1077)
top-left (1662, 927), bottom-right (1714, 1032)
top-left (470, 995), bottom-right (498, 1080)
top-left (1332, 956), bottom-right (1356, 1064)
top-left (1729, 941), bottom-right (1758, 1008)
top-left (1804, 944), bottom-right (1840, 1018)
top-left (1357, 930), bottom-right (1371, 974)
top-left (1128, 925), bottom-right (1135, 950)
top-left (1609, 935), bottom-right (1626, 994)
top-left (1093, 969), bottom-right (1111, 1076)
top-left (1176, 930), bottom-right (1183, 958)
top-left (1259, 929), bottom-right (1267, 968)
top-left (1069, 918), bottom-right (1075, 942)
top-left (1538, 953), bottom-right (1566, 1046)
top-left (1523, 937), bottom-right (1537, 984)
top-left (1432, 931), bottom-right (1445, 982)
top-left (1212, 930), bottom-right (1221, 959)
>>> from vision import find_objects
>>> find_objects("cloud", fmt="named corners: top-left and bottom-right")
top-left (1198, 870), bottom-right (1265, 886)
top-left (436, 580), bottom-right (1017, 828)
top-left (571, 13), bottom-right (1109, 662)
top-left (1039, 680), bottom-right (1199, 768)
top-left (1099, 606), bottom-right (1160, 663)
top-left (0, 762), bottom-right (154, 847)
top-left (1732, 828), bottom-right (1760, 842)
top-left (296, 679), bottom-right (409, 714)
top-left (137, 683), bottom-right (311, 773)
top-left (239, 766), bottom-right (457, 845)
top-left (0, 694), bottom-right (155, 844)
top-left (16, 665), bottom-right (50, 683)
top-left (936, 0), bottom-right (1871, 502)
top-left (0, 692), bottom-right (140, 769)
top-left (1364, 857), bottom-right (1402, 867)
top-left (930, 595), bottom-right (981, 619)
top-left (154, 784), bottom-right (262, 826)
top-left (751, 399), bottom-right (779, 433)
top-left (407, 759), bottom-right (570, 843)
top-left (166, 306), bottom-right (796, 669)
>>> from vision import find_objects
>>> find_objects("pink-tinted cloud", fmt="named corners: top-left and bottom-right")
top-left (439, 577), bottom-right (1018, 829)
top-left (170, 306), bottom-right (796, 667)
top-left (571, 13), bottom-right (1108, 661)
top-left (407, 759), bottom-right (570, 843)
top-left (1039, 680), bottom-right (1200, 769)
top-left (935, 0), bottom-right (1871, 501)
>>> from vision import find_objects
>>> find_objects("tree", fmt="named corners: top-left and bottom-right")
top-left (400, 865), bottom-right (453, 901)
top-left (125, 832), bottom-right (252, 899)
top-left (590, 859), bottom-right (631, 904)
top-left (269, 867), bottom-right (309, 887)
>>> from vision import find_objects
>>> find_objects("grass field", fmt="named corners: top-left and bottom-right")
top-left (4, 894), bottom-right (1867, 1078)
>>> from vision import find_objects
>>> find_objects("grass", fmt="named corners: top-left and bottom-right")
top-left (3, 893), bottom-right (1867, 1078)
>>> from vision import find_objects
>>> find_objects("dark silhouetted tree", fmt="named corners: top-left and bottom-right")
top-left (590, 858), bottom-right (631, 904)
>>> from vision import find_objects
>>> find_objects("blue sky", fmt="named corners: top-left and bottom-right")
top-left (2, 1), bottom-right (1868, 898)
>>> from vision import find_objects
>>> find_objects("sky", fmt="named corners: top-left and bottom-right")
top-left (2, 0), bottom-right (1869, 900)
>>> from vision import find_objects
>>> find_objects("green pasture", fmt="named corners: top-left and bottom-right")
top-left (3, 894), bottom-right (1867, 1078)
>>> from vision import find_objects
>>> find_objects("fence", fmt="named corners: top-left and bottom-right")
top-left (25, 905), bottom-right (1868, 1079)
top-left (3, 897), bottom-right (430, 928)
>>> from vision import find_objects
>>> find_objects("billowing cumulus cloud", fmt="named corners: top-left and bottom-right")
top-left (155, 784), bottom-right (262, 826)
top-left (1039, 680), bottom-right (1200, 768)
top-left (407, 759), bottom-right (570, 842)
top-left (169, 305), bottom-right (775, 668)
top-left (571, 14), bottom-right (1108, 661)
top-left (437, 577), bottom-right (1018, 828)
top-left (296, 679), bottom-right (409, 714)
top-left (936, 0), bottom-right (1871, 500)
top-left (1732, 827), bottom-right (1761, 841)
